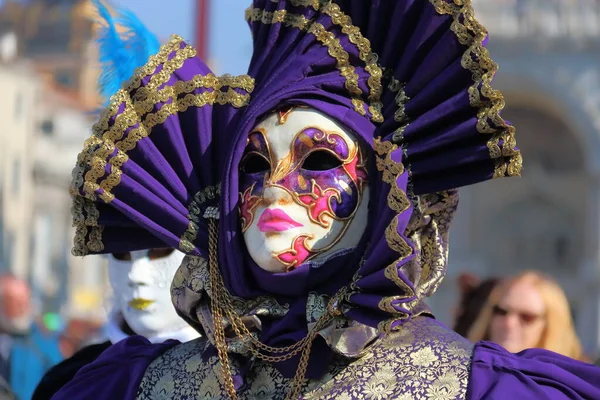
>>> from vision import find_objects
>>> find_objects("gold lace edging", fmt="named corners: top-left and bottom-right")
top-left (71, 196), bottom-right (104, 256)
top-left (70, 34), bottom-right (254, 255)
top-left (69, 36), bottom-right (183, 256)
top-left (83, 42), bottom-right (254, 204)
top-left (320, 2), bottom-right (384, 123)
top-left (133, 73), bottom-right (255, 115)
top-left (430, 0), bottom-right (522, 178)
top-left (73, 36), bottom-right (185, 208)
top-left (245, 5), bottom-right (384, 122)
top-left (179, 185), bottom-right (222, 254)
top-left (281, 0), bottom-right (321, 10)
top-left (84, 40), bottom-right (197, 203)
top-left (373, 138), bottom-right (416, 332)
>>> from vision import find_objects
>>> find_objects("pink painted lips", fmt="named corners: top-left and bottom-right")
top-left (257, 208), bottom-right (303, 232)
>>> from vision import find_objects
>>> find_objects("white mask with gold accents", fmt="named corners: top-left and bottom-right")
top-left (240, 107), bottom-right (369, 273)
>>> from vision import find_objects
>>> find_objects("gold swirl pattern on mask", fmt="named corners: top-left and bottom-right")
top-left (136, 316), bottom-right (472, 399)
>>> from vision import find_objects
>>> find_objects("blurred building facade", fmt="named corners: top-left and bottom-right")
top-left (0, 0), bottom-right (108, 322)
top-left (430, 0), bottom-right (600, 358)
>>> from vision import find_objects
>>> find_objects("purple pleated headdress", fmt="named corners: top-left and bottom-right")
top-left (72, 0), bottom-right (521, 381)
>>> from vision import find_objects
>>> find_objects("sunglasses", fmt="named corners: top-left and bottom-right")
top-left (492, 305), bottom-right (544, 325)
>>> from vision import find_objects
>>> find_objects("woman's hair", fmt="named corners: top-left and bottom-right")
top-left (453, 273), bottom-right (499, 338)
top-left (467, 270), bottom-right (584, 360)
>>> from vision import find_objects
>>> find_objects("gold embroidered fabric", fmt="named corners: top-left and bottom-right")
top-left (246, 6), bottom-right (372, 119)
top-left (402, 190), bottom-right (459, 314)
top-left (171, 255), bottom-right (291, 349)
top-left (69, 35), bottom-right (254, 256)
top-left (179, 185), bottom-right (222, 253)
top-left (136, 316), bottom-right (473, 400)
top-left (172, 256), bottom-right (377, 362)
top-left (372, 135), bottom-right (460, 328)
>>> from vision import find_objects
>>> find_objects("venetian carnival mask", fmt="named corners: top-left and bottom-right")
top-left (107, 249), bottom-right (186, 337)
top-left (240, 107), bottom-right (370, 273)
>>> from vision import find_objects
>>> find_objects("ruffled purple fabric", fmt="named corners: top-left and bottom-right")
top-left (467, 342), bottom-right (600, 399)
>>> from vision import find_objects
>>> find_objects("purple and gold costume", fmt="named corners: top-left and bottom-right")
top-left (54, 1), bottom-right (600, 399)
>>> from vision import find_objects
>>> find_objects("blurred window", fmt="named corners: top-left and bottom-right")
top-left (40, 119), bottom-right (54, 136)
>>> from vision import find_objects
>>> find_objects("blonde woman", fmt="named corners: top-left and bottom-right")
top-left (468, 270), bottom-right (586, 361)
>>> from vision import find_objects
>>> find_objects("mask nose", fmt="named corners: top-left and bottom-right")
top-left (127, 251), bottom-right (151, 294)
top-left (262, 185), bottom-right (294, 207)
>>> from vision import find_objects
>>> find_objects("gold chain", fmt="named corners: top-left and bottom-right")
top-left (206, 216), bottom-right (346, 399)
top-left (208, 218), bottom-right (239, 399)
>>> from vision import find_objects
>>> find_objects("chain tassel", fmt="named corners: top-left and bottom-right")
top-left (206, 214), bottom-right (345, 399)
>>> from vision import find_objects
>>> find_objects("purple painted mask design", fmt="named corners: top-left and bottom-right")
top-left (239, 108), bottom-right (368, 273)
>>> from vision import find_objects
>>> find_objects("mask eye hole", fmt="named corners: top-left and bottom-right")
top-left (301, 150), bottom-right (343, 171)
top-left (148, 248), bottom-right (175, 260)
top-left (112, 252), bottom-right (131, 261)
top-left (241, 153), bottom-right (271, 174)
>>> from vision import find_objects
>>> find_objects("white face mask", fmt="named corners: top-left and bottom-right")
top-left (240, 107), bottom-right (369, 273)
top-left (107, 249), bottom-right (187, 338)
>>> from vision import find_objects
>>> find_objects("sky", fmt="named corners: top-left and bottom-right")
top-left (111, 0), bottom-right (253, 75)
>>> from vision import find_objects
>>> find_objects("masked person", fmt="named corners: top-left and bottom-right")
top-left (32, 249), bottom-right (199, 400)
top-left (53, 1), bottom-right (600, 399)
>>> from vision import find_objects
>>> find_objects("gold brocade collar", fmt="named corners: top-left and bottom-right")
top-left (171, 255), bottom-right (379, 359)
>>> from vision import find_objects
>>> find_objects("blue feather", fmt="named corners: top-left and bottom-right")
top-left (92, 0), bottom-right (160, 106)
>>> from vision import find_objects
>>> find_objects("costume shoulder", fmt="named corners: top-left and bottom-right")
top-left (467, 341), bottom-right (600, 400)
top-left (51, 336), bottom-right (177, 400)
top-left (32, 341), bottom-right (111, 400)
